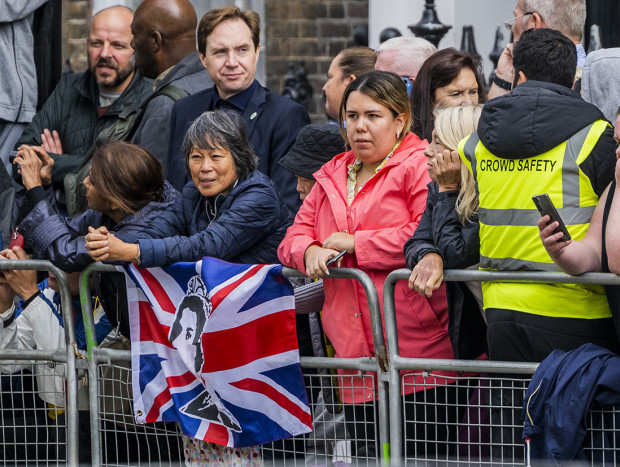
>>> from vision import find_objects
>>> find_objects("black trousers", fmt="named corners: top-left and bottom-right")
top-left (344, 382), bottom-right (470, 460)
top-left (486, 308), bottom-right (620, 463)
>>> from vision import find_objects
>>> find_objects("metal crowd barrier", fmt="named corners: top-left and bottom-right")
top-left (0, 259), bottom-right (78, 466)
top-left (4, 259), bottom-right (619, 466)
top-left (78, 263), bottom-right (388, 466)
top-left (383, 268), bottom-right (620, 466)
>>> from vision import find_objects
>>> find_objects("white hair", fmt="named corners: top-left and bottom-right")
top-left (375, 36), bottom-right (437, 79)
top-left (522, 0), bottom-right (585, 41)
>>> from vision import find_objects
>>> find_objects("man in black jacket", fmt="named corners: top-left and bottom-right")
top-left (14, 5), bottom-right (151, 212)
top-left (128, 0), bottom-right (212, 175)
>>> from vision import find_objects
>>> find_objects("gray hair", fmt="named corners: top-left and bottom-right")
top-left (522, 0), bottom-right (585, 41)
top-left (375, 36), bottom-right (437, 79)
top-left (183, 110), bottom-right (258, 179)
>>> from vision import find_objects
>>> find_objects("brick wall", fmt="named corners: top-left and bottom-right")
top-left (60, 0), bottom-right (369, 121)
top-left (264, 0), bottom-right (369, 122)
top-left (62, 0), bottom-right (91, 73)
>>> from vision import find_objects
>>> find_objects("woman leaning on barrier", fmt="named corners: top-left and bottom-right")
top-left (12, 140), bottom-right (177, 272)
top-left (278, 70), bottom-right (457, 458)
top-left (84, 110), bottom-right (292, 268)
top-left (85, 110), bottom-right (292, 464)
top-left (404, 104), bottom-right (487, 361)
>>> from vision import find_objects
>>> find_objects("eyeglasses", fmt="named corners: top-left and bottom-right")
top-left (503, 11), bottom-right (534, 31)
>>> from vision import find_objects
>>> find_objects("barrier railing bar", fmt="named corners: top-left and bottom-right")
top-left (0, 259), bottom-right (79, 467)
top-left (79, 262), bottom-right (118, 467)
top-left (282, 266), bottom-right (388, 373)
top-left (0, 348), bottom-right (67, 362)
top-left (390, 356), bottom-right (538, 374)
top-left (389, 267), bottom-right (620, 285)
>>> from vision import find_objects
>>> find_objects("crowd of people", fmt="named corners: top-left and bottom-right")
top-left (0, 0), bottom-right (620, 463)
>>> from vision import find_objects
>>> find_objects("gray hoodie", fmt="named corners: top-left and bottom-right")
top-left (581, 48), bottom-right (620, 123)
top-left (0, 1), bottom-right (48, 123)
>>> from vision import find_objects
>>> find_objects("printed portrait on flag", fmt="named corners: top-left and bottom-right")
top-left (169, 275), bottom-right (241, 432)
top-left (123, 258), bottom-right (312, 447)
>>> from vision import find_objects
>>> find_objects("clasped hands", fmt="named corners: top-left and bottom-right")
top-left (85, 226), bottom-right (138, 263)
top-left (13, 145), bottom-right (54, 190)
top-left (13, 128), bottom-right (62, 190)
top-left (303, 232), bottom-right (354, 279)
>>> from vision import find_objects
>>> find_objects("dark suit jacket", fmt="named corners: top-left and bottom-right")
top-left (168, 82), bottom-right (310, 213)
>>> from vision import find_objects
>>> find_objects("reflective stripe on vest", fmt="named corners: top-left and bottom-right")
top-left (459, 120), bottom-right (611, 319)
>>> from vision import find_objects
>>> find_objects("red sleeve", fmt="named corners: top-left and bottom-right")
top-left (277, 184), bottom-right (323, 275)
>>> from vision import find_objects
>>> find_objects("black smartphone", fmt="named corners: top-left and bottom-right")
top-left (532, 193), bottom-right (571, 242)
top-left (326, 250), bottom-right (346, 266)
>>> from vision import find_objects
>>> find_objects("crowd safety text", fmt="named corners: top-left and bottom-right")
top-left (478, 159), bottom-right (558, 172)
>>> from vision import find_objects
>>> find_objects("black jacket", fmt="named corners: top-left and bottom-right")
top-left (478, 80), bottom-right (616, 196)
top-left (15, 70), bottom-right (152, 189)
top-left (138, 170), bottom-right (293, 267)
top-left (167, 82), bottom-right (310, 214)
top-left (18, 182), bottom-right (178, 272)
top-left (130, 52), bottom-right (212, 175)
top-left (404, 182), bottom-right (486, 360)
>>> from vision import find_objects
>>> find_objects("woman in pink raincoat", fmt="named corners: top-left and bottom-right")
top-left (278, 71), bottom-right (459, 459)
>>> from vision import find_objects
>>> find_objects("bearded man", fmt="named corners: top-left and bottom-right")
top-left (13, 5), bottom-right (151, 212)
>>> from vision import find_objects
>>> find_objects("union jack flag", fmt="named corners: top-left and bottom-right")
top-left (123, 258), bottom-right (312, 447)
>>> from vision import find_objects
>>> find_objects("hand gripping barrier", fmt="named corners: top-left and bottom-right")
top-left (0, 259), bottom-right (79, 466)
top-left (383, 268), bottom-right (620, 466)
top-left (79, 263), bottom-right (388, 465)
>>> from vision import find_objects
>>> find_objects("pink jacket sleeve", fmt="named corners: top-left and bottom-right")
top-left (277, 186), bottom-right (323, 275)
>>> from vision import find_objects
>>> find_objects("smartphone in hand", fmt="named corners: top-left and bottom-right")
top-left (326, 250), bottom-right (346, 266)
top-left (532, 193), bottom-right (571, 242)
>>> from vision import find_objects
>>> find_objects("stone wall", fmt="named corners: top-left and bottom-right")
top-left (264, 0), bottom-right (369, 122)
top-left (62, 0), bottom-right (91, 73)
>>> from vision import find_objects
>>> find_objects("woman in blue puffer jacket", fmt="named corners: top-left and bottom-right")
top-left (13, 140), bottom-right (178, 272)
top-left (84, 110), bottom-right (292, 267)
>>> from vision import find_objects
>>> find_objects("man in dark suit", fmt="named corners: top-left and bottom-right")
top-left (167, 6), bottom-right (310, 213)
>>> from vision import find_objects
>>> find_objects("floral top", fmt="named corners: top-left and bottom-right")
top-left (346, 141), bottom-right (401, 206)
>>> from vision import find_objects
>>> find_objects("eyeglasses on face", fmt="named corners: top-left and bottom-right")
top-left (503, 11), bottom-right (535, 31)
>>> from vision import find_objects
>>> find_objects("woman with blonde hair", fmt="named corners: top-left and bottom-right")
top-left (404, 104), bottom-right (486, 361)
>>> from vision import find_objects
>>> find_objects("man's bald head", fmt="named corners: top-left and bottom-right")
top-left (87, 5), bottom-right (135, 93)
top-left (131, 0), bottom-right (198, 79)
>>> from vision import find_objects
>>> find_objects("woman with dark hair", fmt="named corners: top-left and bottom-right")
top-left (278, 70), bottom-right (456, 458)
top-left (13, 141), bottom-right (177, 271)
top-left (85, 110), bottom-right (291, 267)
top-left (410, 48), bottom-right (487, 142)
top-left (322, 46), bottom-right (377, 120)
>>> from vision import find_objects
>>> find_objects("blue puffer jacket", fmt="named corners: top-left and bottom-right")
top-left (19, 181), bottom-right (179, 272)
top-left (139, 170), bottom-right (293, 267)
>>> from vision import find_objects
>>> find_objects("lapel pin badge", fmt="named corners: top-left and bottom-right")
top-left (250, 112), bottom-right (257, 120)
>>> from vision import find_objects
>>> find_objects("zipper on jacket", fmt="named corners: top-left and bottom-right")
top-left (11, 23), bottom-right (25, 120)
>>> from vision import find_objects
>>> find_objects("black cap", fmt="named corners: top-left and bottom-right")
top-left (279, 123), bottom-right (345, 179)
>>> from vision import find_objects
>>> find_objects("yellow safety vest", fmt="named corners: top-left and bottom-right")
top-left (459, 120), bottom-right (611, 319)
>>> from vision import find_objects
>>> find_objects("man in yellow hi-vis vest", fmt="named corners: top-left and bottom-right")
top-left (459, 28), bottom-right (618, 461)
top-left (459, 28), bottom-right (619, 364)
